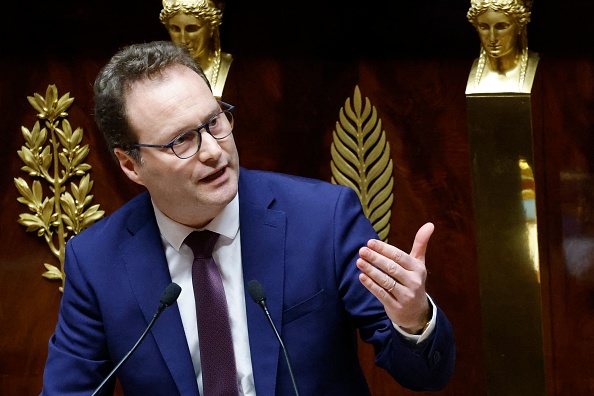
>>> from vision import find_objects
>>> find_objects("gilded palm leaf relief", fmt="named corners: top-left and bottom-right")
top-left (331, 85), bottom-right (394, 242)
top-left (14, 85), bottom-right (105, 292)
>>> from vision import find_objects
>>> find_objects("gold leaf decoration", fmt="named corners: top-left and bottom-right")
top-left (330, 85), bottom-right (394, 242)
top-left (15, 85), bottom-right (105, 292)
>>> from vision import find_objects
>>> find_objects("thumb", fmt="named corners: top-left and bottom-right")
top-left (410, 222), bottom-right (435, 260)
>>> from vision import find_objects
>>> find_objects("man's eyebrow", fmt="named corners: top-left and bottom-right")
top-left (202, 105), bottom-right (223, 123)
top-left (170, 105), bottom-right (220, 137)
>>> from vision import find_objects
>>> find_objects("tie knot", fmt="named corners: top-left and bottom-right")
top-left (185, 230), bottom-right (220, 259)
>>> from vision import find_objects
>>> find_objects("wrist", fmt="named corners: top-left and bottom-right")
top-left (401, 303), bottom-right (432, 335)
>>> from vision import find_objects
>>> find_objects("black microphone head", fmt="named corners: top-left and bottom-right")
top-left (247, 279), bottom-right (266, 305)
top-left (160, 282), bottom-right (182, 306)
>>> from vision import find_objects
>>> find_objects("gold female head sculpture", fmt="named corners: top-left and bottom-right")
top-left (466, 0), bottom-right (536, 92)
top-left (160, 0), bottom-right (232, 98)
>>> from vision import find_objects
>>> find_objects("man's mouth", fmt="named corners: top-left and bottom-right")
top-left (201, 168), bottom-right (225, 182)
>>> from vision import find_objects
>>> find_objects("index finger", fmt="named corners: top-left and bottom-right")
top-left (366, 239), bottom-right (412, 270)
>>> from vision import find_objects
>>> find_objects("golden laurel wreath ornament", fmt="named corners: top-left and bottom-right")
top-left (14, 85), bottom-right (104, 292)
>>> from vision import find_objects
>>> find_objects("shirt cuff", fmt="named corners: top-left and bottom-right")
top-left (392, 294), bottom-right (437, 344)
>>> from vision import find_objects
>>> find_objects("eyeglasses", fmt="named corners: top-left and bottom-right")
top-left (134, 101), bottom-right (235, 159)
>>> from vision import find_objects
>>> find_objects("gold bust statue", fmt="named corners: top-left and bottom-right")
top-left (466, 0), bottom-right (539, 94)
top-left (160, 0), bottom-right (233, 98)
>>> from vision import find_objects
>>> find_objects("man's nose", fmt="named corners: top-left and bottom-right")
top-left (196, 132), bottom-right (223, 162)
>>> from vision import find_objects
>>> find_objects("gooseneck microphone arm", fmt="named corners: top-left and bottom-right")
top-left (248, 279), bottom-right (300, 396)
top-left (91, 282), bottom-right (182, 396)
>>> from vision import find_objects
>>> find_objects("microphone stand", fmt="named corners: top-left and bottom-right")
top-left (260, 302), bottom-right (300, 396)
top-left (248, 279), bottom-right (299, 396)
top-left (91, 282), bottom-right (181, 396)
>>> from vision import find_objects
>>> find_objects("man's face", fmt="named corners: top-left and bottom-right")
top-left (116, 64), bottom-right (239, 228)
top-left (476, 9), bottom-right (520, 59)
top-left (166, 13), bottom-right (213, 60)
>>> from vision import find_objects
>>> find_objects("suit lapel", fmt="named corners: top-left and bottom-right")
top-left (239, 170), bottom-right (286, 396)
top-left (119, 193), bottom-right (199, 395)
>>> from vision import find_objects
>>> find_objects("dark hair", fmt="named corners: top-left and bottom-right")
top-left (93, 40), bottom-right (211, 161)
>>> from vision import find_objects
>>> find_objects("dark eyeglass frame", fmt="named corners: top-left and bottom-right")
top-left (133, 101), bottom-right (235, 159)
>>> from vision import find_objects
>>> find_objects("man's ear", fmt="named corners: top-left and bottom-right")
top-left (114, 148), bottom-right (145, 186)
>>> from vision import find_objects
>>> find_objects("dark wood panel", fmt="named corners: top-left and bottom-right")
top-left (0, 55), bottom-right (143, 396)
top-left (536, 58), bottom-right (594, 394)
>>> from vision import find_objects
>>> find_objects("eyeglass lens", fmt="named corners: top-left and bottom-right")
top-left (172, 110), bottom-right (234, 159)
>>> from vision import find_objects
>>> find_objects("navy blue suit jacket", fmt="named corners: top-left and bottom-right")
top-left (42, 168), bottom-right (455, 395)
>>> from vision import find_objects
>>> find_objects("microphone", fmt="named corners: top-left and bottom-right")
top-left (247, 279), bottom-right (300, 396)
top-left (91, 282), bottom-right (182, 396)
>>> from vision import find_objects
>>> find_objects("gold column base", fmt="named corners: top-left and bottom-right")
top-left (467, 93), bottom-right (545, 395)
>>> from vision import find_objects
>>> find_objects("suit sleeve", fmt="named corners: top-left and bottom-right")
top-left (333, 186), bottom-right (456, 391)
top-left (41, 241), bottom-right (116, 396)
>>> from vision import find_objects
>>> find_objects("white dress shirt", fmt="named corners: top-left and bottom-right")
top-left (152, 194), bottom-right (256, 396)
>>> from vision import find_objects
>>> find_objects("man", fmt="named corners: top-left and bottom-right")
top-left (41, 40), bottom-right (455, 395)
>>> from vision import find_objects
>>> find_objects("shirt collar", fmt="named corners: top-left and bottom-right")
top-left (152, 193), bottom-right (240, 251)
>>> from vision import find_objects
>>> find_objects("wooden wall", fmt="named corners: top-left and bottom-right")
top-left (1, 1), bottom-right (593, 395)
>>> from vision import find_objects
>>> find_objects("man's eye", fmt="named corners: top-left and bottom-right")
top-left (209, 115), bottom-right (220, 128)
top-left (174, 133), bottom-right (191, 145)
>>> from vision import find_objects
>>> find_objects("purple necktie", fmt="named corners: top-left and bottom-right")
top-left (185, 230), bottom-right (239, 396)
